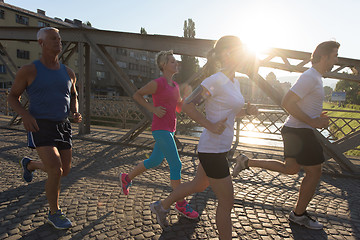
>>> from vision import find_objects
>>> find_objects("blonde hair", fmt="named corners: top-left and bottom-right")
top-left (37, 27), bottom-right (59, 40)
top-left (156, 50), bottom-right (174, 71)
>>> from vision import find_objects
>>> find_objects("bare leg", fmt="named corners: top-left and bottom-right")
top-left (208, 175), bottom-right (234, 240)
top-left (161, 164), bottom-right (209, 210)
top-left (36, 146), bottom-right (63, 214)
top-left (248, 157), bottom-right (301, 175)
top-left (27, 159), bottom-right (45, 172)
top-left (294, 164), bottom-right (322, 215)
top-left (127, 162), bottom-right (147, 180)
top-left (59, 148), bottom-right (72, 177)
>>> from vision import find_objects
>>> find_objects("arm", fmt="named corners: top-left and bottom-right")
top-left (7, 64), bottom-right (39, 132)
top-left (281, 90), bottom-right (329, 128)
top-left (183, 85), bottom-right (227, 135)
top-left (133, 80), bottom-right (166, 118)
top-left (236, 102), bottom-right (258, 118)
top-left (176, 83), bottom-right (193, 113)
top-left (67, 67), bottom-right (82, 123)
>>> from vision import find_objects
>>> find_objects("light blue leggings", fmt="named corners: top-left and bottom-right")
top-left (144, 130), bottom-right (182, 180)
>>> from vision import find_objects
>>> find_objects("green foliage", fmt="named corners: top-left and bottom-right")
top-left (178, 18), bottom-right (199, 84)
top-left (323, 102), bottom-right (360, 156)
top-left (335, 80), bottom-right (360, 104)
top-left (323, 86), bottom-right (333, 101)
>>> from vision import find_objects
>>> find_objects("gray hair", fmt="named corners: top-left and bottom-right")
top-left (156, 50), bottom-right (174, 71)
top-left (37, 27), bottom-right (59, 40)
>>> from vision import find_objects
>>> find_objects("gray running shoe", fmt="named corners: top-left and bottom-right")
top-left (232, 154), bottom-right (249, 177)
top-left (150, 201), bottom-right (169, 228)
top-left (288, 211), bottom-right (323, 230)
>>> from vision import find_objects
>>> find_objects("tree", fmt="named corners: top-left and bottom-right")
top-left (140, 27), bottom-right (147, 35)
top-left (265, 72), bottom-right (277, 82)
top-left (178, 18), bottom-right (199, 84)
top-left (335, 80), bottom-right (360, 104)
top-left (323, 86), bottom-right (333, 101)
top-left (85, 21), bottom-right (92, 27)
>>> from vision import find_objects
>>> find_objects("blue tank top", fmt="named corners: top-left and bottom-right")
top-left (26, 60), bottom-right (72, 121)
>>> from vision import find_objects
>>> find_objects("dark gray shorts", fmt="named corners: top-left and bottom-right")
top-left (198, 151), bottom-right (230, 179)
top-left (281, 126), bottom-right (324, 166)
top-left (27, 118), bottom-right (72, 150)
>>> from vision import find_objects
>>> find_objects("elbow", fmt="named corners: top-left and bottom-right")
top-left (132, 91), bottom-right (139, 100)
top-left (182, 102), bottom-right (191, 114)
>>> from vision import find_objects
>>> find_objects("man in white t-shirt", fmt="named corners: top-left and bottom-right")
top-left (233, 41), bottom-right (340, 230)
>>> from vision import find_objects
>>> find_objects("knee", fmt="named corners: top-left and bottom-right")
top-left (46, 165), bottom-right (63, 178)
top-left (193, 181), bottom-right (208, 193)
top-left (61, 167), bottom-right (70, 177)
top-left (284, 165), bottom-right (301, 175)
top-left (285, 167), bottom-right (300, 175)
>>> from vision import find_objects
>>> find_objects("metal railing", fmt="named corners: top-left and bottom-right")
top-left (1, 92), bottom-right (359, 154)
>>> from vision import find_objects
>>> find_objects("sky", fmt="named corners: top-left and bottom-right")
top-left (7, 0), bottom-right (360, 88)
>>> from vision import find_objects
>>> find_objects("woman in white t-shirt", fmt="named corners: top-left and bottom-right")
top-left (150, 36), bottom-right (258, 239)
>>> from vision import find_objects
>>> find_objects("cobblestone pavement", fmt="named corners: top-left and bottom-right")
top-left (0, 126), bottom-right (360, 240)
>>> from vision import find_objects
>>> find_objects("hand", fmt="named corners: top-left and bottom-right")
top-left (22, 113), bottom-right (39, 132)
top-left (208, 118), bottom-right (227, 135)
top-left (245, 102), bottom-right (258, 115)
top-left (310, 112), bottom-right (329, 128)
top-left (153, 106), bottom-right (166, 118)
top-left (73, 112), bottom-right (82, 123)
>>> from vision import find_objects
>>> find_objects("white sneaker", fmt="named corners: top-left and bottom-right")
top-left (232, 154), bottom-right (249, 177)
top-left (288, 211), bottom-right (323, 230)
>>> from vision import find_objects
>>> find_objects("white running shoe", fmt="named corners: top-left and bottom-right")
top-left (288, 211), bottom-right (323, 230)
top-left (232, 154), bottom-right (249, 177)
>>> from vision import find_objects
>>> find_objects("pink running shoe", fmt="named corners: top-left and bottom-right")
top-left (175, 200), bottom-right (199, 219)
top-left (119, 173), bottom-right (132, 195)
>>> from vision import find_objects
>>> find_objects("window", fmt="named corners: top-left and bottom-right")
top-left (117, 61), bottom-right (126, 68)
top-left (0, 10), bottom-right (4, 19)
top-left (96, 58), bottom-right (104, 65)
top-left (96, 71), bottom-right (105, 79)
top-left (129, 63), bottom-right (139, 70)
top-left (17, 49), bottom-right (30, 59)
top-left (38, 21), bottom-right (50, 27)
top-left (116, 48), bottom-right (127, 56)
top-left (129, 51), bottom-right (135, 58)
top-left (0, 65), bottom-right (6, 74)
top-left (16, 14), bottom-right (29, 25)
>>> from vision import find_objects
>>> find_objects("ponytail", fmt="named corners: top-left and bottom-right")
top-left (203, 48), bottom-right (220, 78)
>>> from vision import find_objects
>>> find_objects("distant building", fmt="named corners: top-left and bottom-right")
top-left (92, 47), bottom-right (160, 97)
top-left (0, 1), bottom-right (88, 88)
top-left (0, 1), bottom-right (160, 96)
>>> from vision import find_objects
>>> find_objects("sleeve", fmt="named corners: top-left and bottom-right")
top-left (290, 73), bottom-right (316, 99)
top-left (201, 73), bottom-right (220, 97)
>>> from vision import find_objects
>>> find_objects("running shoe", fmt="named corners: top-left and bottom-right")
top-left (150, 200), bottom-right (169, 228)
top-left (19, 157), bottom-right (33, 182)
top-left (288, 210), bottom-right (323, 230)
top-left (119, 173), bottom-right (132, 195)
top-left (232, 154), bottom-right (249, 177)
top-left (48, 209), bottom-right (72, 230)
top-left (175, 200), bottom-right (199, 219)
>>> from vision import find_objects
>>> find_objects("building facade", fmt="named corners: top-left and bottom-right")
top-left (0, 0), bottom-right (160, 96)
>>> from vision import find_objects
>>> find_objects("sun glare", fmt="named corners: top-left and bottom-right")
top-left (232, 3), bottom-right (292, 59)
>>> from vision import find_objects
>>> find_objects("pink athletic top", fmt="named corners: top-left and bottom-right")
top-left (151, 77), bottom-right (180, 132)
